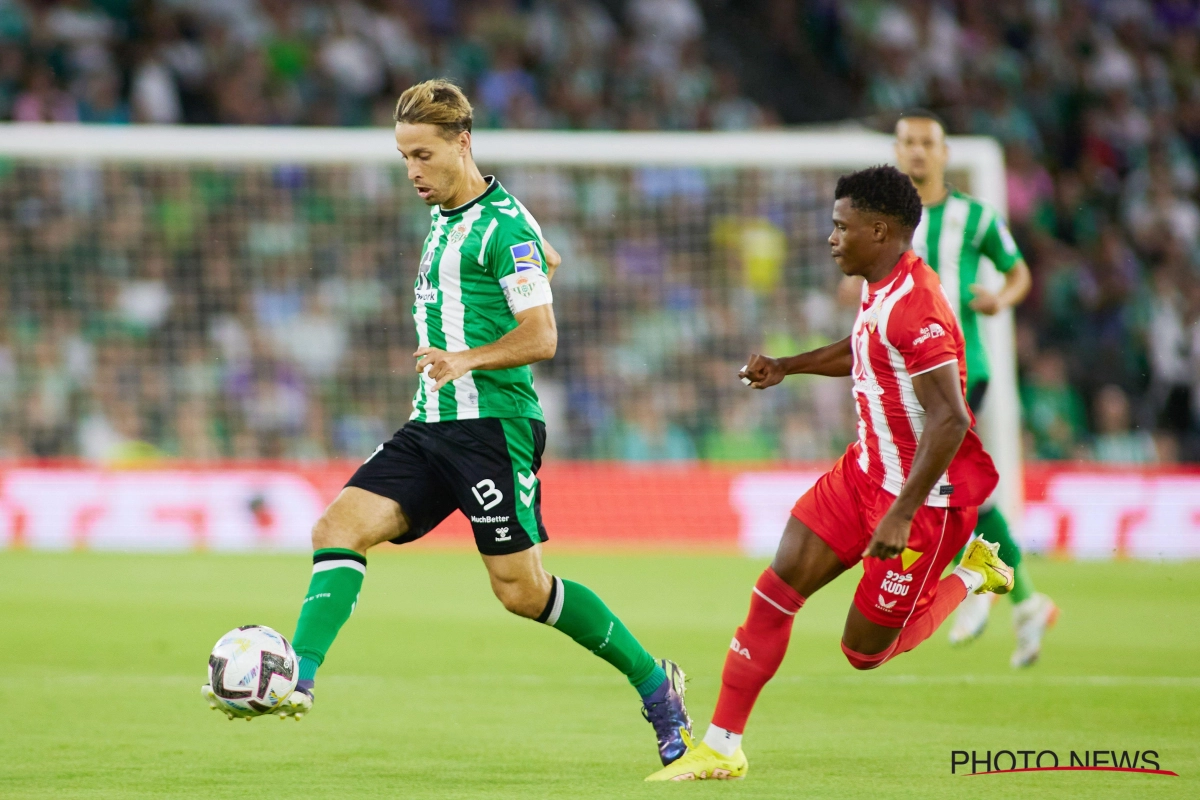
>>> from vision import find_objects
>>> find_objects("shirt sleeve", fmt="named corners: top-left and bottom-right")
top-left (888, 286), bottom-right (961, 377)
top-left (978, 209), bottom-right (1023, 274)
top-left (487, 216), bottom-right (553, 314)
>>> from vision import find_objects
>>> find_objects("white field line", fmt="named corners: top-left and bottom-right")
top-left (5, 672), bottom-right (1199, 689)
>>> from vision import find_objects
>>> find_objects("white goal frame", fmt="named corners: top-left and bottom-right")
top-left (0, 124), bottom-right (1022, 531)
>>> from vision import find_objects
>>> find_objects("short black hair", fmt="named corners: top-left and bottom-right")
top-left (897, 107), bottom-right (947, 131)
top-left (834, 165), bottom-right (923, 231)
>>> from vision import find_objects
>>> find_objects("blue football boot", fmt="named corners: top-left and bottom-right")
top-left (640, 659), bottom-right (692, 765)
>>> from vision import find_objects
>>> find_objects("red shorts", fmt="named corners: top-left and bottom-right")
top-left (791, 454), bottom-right (978, 628)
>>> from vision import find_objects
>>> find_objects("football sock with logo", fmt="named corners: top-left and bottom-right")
top-left (711, 568), bottom-right (805, 736)
top-left (973, 505), bottom-right (1033, 604)
top-left (892, 574), bottom-right (969, 658)
top-left (537, 576), bottom-right (665, 698)
top-left (291, 548), bottom-right (366, 684)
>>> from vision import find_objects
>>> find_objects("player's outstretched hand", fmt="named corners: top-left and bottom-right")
top-left (414, 347), bottom-right (474, 391)
top-left (863, 510), bottom-right (911, 561)
top-left (739, 354), bottom-right (785, 389)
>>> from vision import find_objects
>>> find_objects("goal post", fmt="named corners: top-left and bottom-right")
top-left (0, 123), bottom-right (1021, 534)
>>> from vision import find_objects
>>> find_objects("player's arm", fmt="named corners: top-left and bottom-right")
top-left (415, 304), bottom-right (556, 391)
top-left (739, 337), bottom-right (853, 389)
top-left (968, 259), bottom-right (1030, 315)
top-left (968, 212), bottom-right (1030, 315)
top-left (543, 239), bottom-right (561, 282)
top-left (863, 362), bottom-right (971, 559)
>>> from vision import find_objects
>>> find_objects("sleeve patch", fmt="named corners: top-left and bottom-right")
top-left (510, 241), bottom-right (543, 272)
top-left (500, 270), bottom-right (553, 314)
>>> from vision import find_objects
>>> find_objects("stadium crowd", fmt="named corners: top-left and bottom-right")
top-left (0, 0), bottom-right (1199, 464)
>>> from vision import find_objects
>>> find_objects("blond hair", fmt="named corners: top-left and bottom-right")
top-left (393, 79), bottom-right (473, 138)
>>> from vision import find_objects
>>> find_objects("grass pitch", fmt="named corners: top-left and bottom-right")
top-left (0, 549), bottom-right (1196, 799)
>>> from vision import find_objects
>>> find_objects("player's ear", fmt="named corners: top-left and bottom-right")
top-left (873, 219), bottom-right (888, 242)
top-left (457, 129), bottom-right (472, 156)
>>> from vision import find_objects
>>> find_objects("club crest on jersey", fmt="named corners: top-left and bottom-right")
top-left (510, 241), bottom-right (543, 272)
top-left (448, 224), bottom-right (468, 244)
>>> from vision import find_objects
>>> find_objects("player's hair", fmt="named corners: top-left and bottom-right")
top-left (393, 79), bottom-right (473, 138)
top-left (835, 165), bottom-right (923, 231)
top-left (897, 107), bottom-right (948, 133)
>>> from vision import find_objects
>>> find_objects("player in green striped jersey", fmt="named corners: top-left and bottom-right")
top-left (893, 110), bottom-right (1057, 668)
top-left (265, 80), bottom-right (693, 764)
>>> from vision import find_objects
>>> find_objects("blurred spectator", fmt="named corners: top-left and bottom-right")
top-left (1021, 350), bottom-right (1088, 461)
top-left (1, 1), bottom-right (1200, 464)
top-left (1091, 384), bottom-right (1158, 464)
top-left (607, 393), bottom-right (697, 462)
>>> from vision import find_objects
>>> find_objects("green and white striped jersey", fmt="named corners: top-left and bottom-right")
top-left (410, 177), bottom-right (550, 423)
top-left (912, 188), bottom-right (1023, 388)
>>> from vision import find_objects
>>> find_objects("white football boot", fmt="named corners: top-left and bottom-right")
top-left (948, 591), bottom-right (997, 646)
top-left (1011, 593), bottom-right (1059, 668)
top-left (272, 687), bottom-right (313, 720)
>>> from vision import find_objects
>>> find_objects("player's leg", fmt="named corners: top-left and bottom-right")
top-left (282, 425), bottom-right (457, 716)
top-left (646, 517), bottom-right (846, 781)
top-left (647, 460), bottom-right (858, 782)
top-left (951, 381), bottom-right (1057, 659)
top-left (451, 417), bottom-right (689, 764)
top-left (842, 508), bottom-right (1013, 671)
top-left (482, 544), bottom-right (666, 698)
top-left (290, 487), bottom-right (407, 693)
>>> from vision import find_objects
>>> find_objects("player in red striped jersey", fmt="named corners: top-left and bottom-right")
top-left (647, 166), bottom-right (1013, 782)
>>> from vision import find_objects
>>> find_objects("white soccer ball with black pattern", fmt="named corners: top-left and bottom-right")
top-left (207, 625), bottom-right (298, 717)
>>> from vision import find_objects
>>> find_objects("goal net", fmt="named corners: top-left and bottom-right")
top-left (0, 125), bottom-right (1021, 530)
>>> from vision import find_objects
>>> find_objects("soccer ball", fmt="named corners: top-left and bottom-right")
top-left (207, 625), bottom-right (298, 717)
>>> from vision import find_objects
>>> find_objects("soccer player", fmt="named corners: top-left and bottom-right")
top-left (202, 79), bottom-right (692, 766)
top-left (646, 166), bottom-right (1013, 782)
top-left (894, 110), bottom-right (1057, 667)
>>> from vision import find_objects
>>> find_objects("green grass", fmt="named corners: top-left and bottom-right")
top-left (0, 550), bottom-right (1196, 799)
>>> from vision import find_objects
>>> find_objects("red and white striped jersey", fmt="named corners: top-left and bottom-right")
top-left (848, 251), bottom-right (998, 508)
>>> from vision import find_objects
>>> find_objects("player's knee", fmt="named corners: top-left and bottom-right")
top-left (841, 639), bottom-right (893, 671)
top-left (311, 513), bottom-right (367, 553)
top-left (492, 581), bottom-right (543, 618)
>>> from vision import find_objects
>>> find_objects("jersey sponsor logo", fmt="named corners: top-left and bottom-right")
top-left (494, 527), bottom-right (511, 542)
top-left (415, 248), bottom-right (437, 304)
top-left (730, 636), bottom-right (751, 659)
top-left (912, 323), bottom-right (946, 346)
top-left (510, 241), bottom-right (543, 272)
top-left (876, 594), bottom-right (899, 610)
top-left (881, 569), bottom-right (914, 597)
top-left (469, 514), bottom-right (510, 524)
top-left (471, 479), bottom-right (503, 511)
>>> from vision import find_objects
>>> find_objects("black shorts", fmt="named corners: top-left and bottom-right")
top-left (967, 379), bottom-right (989, 415)
top-left (346, 418), bottom-right (548, 556)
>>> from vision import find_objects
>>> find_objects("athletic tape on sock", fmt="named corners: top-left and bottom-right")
top-left (312, 559), bottom-right (366, 575)
top-left (537, 575), bottom-right (565, 626)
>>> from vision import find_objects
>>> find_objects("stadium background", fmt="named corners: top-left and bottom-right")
top-left (1, 0), bottom-right (1199, 558)
top-left (1, 3), bottom-right (1199, 799)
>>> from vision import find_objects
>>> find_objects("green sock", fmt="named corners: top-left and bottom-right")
top-left (974, 506), bottom-right (1035, 604)
top-left (537, 576), bottom-right (664, 698)
top-left (291, 548), bottom-right (366, 681)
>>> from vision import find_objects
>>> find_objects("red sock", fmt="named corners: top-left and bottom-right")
top-left (892, 574), bottom-right (968, 657)
top-left (711, 568), bottom-right (805, 734)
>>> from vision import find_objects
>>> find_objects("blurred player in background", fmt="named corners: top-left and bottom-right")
top-left (203, 79), bottom-right (692, 766)
top-left (647, 166), bottom-right (1012, 781)
top-left (894, 110), bottom-right (1057, 668)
